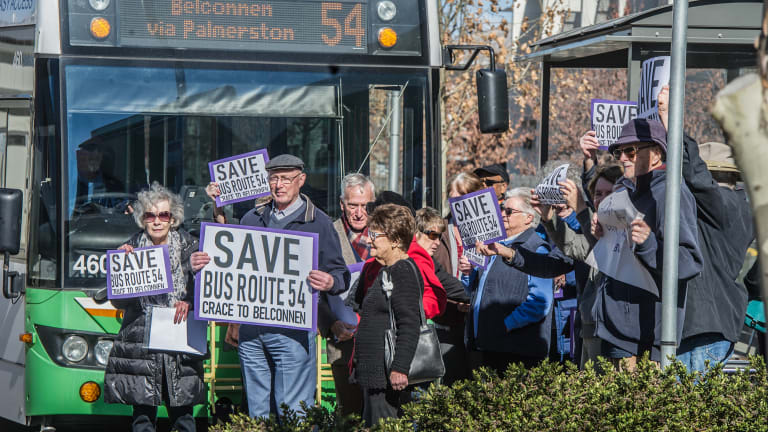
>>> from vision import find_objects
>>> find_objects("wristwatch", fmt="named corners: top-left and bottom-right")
top-left (501, 249), bottom-right (516, 265)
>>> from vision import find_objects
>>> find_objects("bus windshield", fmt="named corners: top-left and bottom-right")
top-left (58, 62), bottom-right (428, 287)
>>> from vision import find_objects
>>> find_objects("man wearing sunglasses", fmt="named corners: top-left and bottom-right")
top-left (199, 154), bottom-right (350, 420)
top-left (595, 118), bottom-right (702, 365)
top-left (474, 163), bottom-right (510, 204)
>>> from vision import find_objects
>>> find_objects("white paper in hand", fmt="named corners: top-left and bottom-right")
top-left (147, 307), bottom-right (207, 355)
top-left (585, 189), bottom-right (658, 296)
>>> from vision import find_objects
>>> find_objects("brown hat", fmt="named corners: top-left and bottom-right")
top-left (699, 142), bottom-right (738, 173)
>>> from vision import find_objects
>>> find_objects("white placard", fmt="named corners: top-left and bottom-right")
top-left (637, 56), bottom-right (671, 121)
top-left (195, 223), bottom-right (318, 331)
top-left (208, 150), bottom-right (270, 207)
top-left (585, 189), bottom-right (658, 296)
top-left (448, 187), bottom-right (506, 248)
top-left (147, 307), bottom-right (208, 355)
top-left (107, 245), bottom-right (173, 299)
top-left (591, 99), bottom-right (638, 150)
top-left (463, 247), bottom-right (488, 269)
top-left (535, 164), bottom-right (569, 205)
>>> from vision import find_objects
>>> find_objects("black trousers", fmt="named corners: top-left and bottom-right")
top-left (361, 387), bottom-right (410, 427)
top-left (132, 360), bottom-right (196, 432)
top-left (132, 405), bottom-right (195, 432)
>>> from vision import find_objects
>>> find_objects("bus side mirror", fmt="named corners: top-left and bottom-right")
top-left (0, 188), bottom-right (23, 299)
top-left (476, 69), bottom-right (509, 134)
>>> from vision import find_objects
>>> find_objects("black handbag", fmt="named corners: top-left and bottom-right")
top-left (383, 260), bottom-right (445, 385)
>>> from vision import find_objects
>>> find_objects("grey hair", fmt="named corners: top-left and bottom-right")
top-left (505, 187), bottom-right (540, 226)
top-left (132, 182), bottom-right (185, 229)
top-left (340, 173), bottom-right (376, 201)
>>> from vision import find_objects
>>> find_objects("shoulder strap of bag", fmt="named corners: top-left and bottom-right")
top-left (382, 259), bottom-right (427, 328)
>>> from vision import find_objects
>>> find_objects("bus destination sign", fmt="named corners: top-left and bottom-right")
top-left (118, 0), bottom-right (368, 53)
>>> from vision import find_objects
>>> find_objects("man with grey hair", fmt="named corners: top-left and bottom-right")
top-left (466, 188), bottom-right (554, 371)
top-left (319, 172), bottom-right (375, 415)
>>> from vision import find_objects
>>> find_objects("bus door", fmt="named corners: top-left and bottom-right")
top-left (0, 98), bottom-right (32, 424)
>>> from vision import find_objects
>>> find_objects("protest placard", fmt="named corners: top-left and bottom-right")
top-left (107, 245), bottom-right (173, 299)
top-left (208, 149), bottom-right (270, 207)
top-left (195, 222), bottom-right (318, 331)
top-left (637, 56), bottom-right (671, 121)
top-left (534, 163), bottom-right (569, 205)
top-left (591, 99), bottom-right (638, 150)
top-left (585, 189), bottom-right (658, 295)
top-left (463, 246), bottom-right (488, 269)
top-left (449, 187), bottom-right (505, 248)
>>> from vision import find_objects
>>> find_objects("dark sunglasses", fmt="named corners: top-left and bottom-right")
top-left (143, 211), bottom-right (171, 223)
top-left (421, 230), bottom-right (443, 241)
top-left (611, 144), bottom-right (655, 160)
top-left (483, 179), bottom-right (506, 186)
top-left (503, 207), bottom-right (524, 216)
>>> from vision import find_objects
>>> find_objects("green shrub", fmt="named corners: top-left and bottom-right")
top-left (212, 356), bottom-right (768, 432)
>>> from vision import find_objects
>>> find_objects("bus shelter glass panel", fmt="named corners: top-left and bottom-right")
top-left (62, 63), bottom-right (427, 287)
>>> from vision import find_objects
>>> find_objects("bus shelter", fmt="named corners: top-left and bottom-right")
top-left (519, 0), bottom-right (762, 164)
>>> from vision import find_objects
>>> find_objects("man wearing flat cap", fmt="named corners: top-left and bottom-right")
top-left (226, 154), bottom-right (350, 419)
top-left (593, 118), bottom-right (702, 366)
top-left (474, 163), bottom-right (510, 204)
top-left (656, 85), bottom-right (754, 372)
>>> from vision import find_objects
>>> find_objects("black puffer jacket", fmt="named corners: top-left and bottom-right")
top-left (104, 229), bottom-right (205, 407)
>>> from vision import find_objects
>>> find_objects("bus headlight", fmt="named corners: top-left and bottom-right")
top-left (377, 1), bottom-right (397, 21)
top-left (94, 340), bottom-right (113, 366)
top-left (62, 335), bottom-right (88, 363)
top-left (88, 0), bottom-right (110, 11)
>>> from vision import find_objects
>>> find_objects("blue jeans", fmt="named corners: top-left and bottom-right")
top-left (238, 325), bottom-right (317, 419)
top-left (676, 333), bottom-right (733, 373)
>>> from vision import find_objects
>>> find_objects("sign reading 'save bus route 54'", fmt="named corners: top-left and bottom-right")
top-left (118, 0), bottom-right (367, 53)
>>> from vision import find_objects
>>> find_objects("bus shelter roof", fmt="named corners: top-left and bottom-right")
top-left (518, 0), bottom-right (761, 68)
top-left (517, 0), bottom-right (761, 165)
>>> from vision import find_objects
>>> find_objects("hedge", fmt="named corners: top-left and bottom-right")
top-left (210, 356), bottom-right (768, 432)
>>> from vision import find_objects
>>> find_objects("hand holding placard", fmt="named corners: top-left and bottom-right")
top-left (195, 223), bottom-right (319, 331)
top-left (448, 187), bottom-right (506, 248)
top-left (107, 245), bottom-right (174, 299)
top-left (208, 150), bottom-right (270, 207)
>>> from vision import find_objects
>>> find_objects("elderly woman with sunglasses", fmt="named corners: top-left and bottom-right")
top-left (104, 182), bottom-right (204, 432)
top-left (351, 203), bottom-right (422, 426)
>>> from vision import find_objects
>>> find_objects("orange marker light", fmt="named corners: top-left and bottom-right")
top-left (19, 333), bottom-right (33, 344)
top-left (90, 17), bottom-right (111, 40)
top-left (80, 382), bottom-right (101, 403)
top-left (378, 27), bottom-right (397, 48)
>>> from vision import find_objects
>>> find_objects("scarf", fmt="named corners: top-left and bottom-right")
top-left (137, 230), bottom-right (188, 310)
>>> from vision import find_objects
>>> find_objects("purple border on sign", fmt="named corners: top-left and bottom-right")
top-left (448, 187), bottom-right (506, 248)
top-left (208, 149), bottom-right (271, 208)
top-left (590, 99), bottom-right (638, 150)
top-left (347, 262), bottom-right (365, 274)
top-left (107, 244), bottom-right (174, 299)
top-left (194, 222), bottom-right (320, 332)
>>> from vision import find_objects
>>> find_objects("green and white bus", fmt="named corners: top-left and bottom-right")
top-left (0, 0), bottom-right (462, 428)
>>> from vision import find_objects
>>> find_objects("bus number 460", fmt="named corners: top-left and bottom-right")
top-left (72, 254), bottom-right (107, 276)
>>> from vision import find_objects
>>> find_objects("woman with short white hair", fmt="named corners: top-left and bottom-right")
top-left (104, 182), bottom-right (204, 432)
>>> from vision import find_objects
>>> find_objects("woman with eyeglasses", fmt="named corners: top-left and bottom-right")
top-left (104, 182), bottom-right (204, 432)
top-left (351, 203), bottom-right (422, 426)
